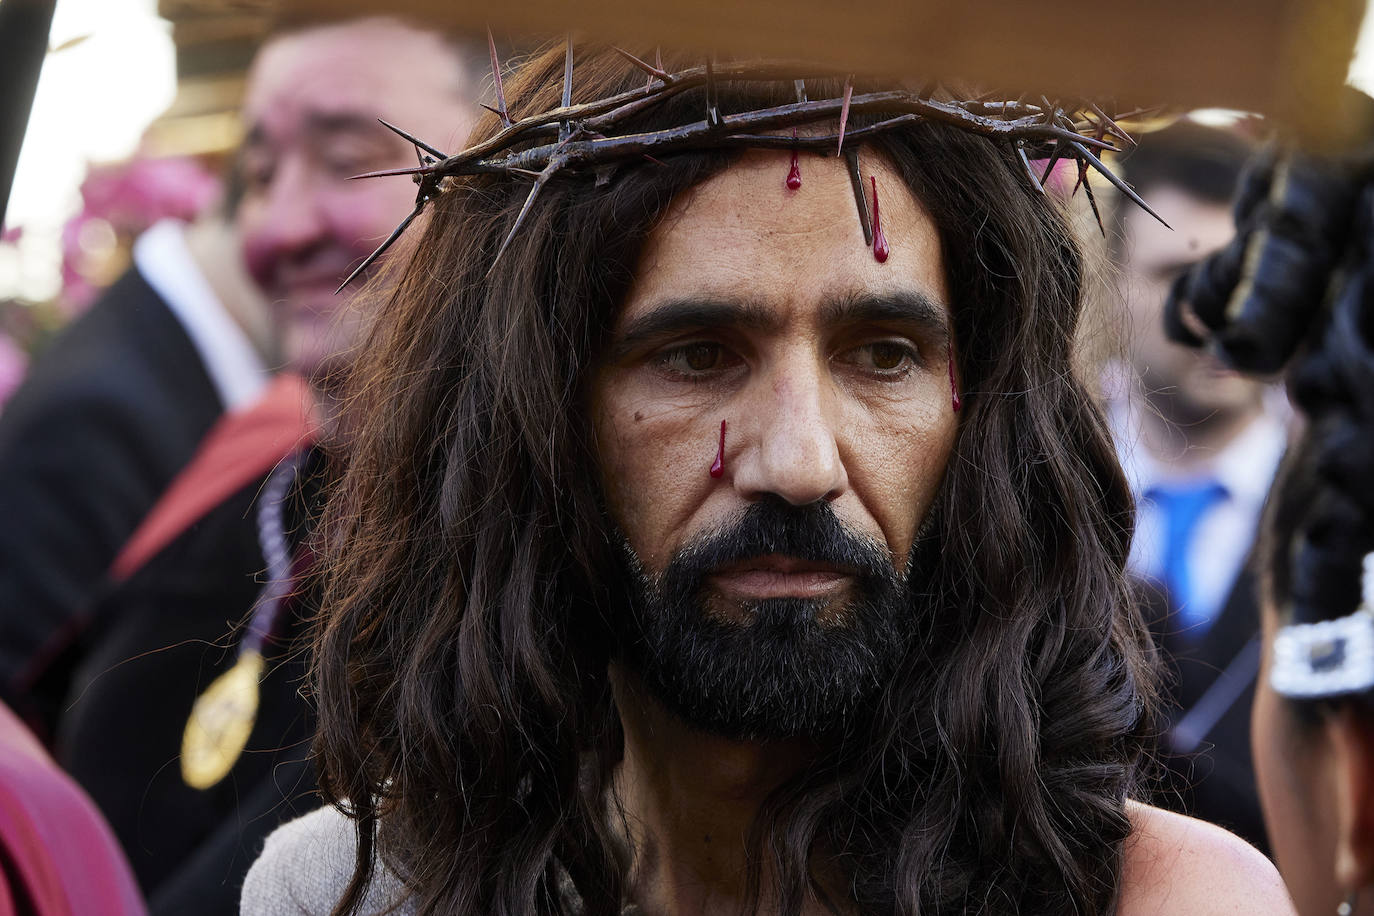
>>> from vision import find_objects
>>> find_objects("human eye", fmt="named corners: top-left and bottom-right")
top-left (321, 151), bottom-right (369, 178)
top-left (836, 339), bottom-right (923, 377)
top-left (321, 139), bottom-right (394, 179)
top-left (239, 151), bottom-right (275, 195)
top-left (654, 341), bottom-right (740, 379)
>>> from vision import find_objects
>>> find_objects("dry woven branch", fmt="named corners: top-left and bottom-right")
top-left (340, 52), bottom-right (1164, 287)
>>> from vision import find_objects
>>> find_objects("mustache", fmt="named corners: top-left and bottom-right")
top-left (663, 496), bottom-right (898, 590)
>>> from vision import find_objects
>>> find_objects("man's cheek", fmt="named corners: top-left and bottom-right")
top-left (238, 208), bottom-right (277, 290)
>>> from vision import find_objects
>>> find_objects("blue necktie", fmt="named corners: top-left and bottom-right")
top-left (1144, 480), bottom-right (1229, 633)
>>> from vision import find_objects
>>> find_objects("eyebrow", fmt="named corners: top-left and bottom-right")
top-left (302, 111), bottom-right (392, 142)
top-left (608, 298), bottom-right (778, 361)
top-left (607, 288), bottom-right (950, 362)
top-left (819, 290), bottom-right (951, 347)
top-left (241, 111), bottom-right (398, 151)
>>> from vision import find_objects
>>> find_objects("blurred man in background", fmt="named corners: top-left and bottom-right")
top-left (0, 193), bottom-right (275, 737)
top-left (53, 16), bottom-right (481, 914)
top-left (1113, 120), bottom-right (1285, 851)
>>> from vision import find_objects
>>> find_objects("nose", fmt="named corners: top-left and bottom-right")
top-left (732, 357), bottom-right (848, 506)
top-left (239, 158), bottom-right (327, 286)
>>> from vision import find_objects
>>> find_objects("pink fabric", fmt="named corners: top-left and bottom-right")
top-left (0, 702), bottom-right (145, 915)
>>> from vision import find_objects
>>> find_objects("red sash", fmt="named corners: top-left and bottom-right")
top-left (110, 373), bottom-right (320, 583)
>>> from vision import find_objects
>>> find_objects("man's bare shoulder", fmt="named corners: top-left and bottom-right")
top-left (1118, 802), bottom-right (1295, 916)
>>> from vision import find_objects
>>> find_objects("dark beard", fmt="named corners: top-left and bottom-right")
top-left (612, 496), bottom-right (924, 742)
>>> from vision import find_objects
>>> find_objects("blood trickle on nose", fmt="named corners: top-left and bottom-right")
top-left (709, 420), bottom-right (727, 478)
top-left (870, 175), bottom-right (889, 263)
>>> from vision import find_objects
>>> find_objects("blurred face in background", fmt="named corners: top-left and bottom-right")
top-left (237, 18), bottom-right (476, 387)
top-left (1120, 183), bottom-right (1264, 425)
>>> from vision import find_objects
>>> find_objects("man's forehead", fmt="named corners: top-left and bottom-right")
top-left (1126, 183), bottom-right (1234, 271)
top-left (243, 20), bottom-right (461, 142)
top-left (619, 151), bottom-right (950, 329)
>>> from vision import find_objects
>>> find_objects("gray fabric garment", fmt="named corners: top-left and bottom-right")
top-left (241, 805), bottom-right (646, 915)
top-left (240, 806), bottom-right (413, 916)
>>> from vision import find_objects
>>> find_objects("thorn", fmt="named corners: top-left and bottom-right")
top-left (509, 167), bottom-right (543, 178)
top-left (480, 103), bottom-right (503, 118)
top-left (1080, 169), bottom-right (1105, 237)
top-left (652, 47), bottom-right (664, 89)
top-left (611, 46), bottom-right (672, 84)
top-left (1068, 116), bottom-right (1121, 152)
top-left (376, 119), bottom-right (447, 161)
top-left (349, 165), bottom-right (433, 181)
top-left (1107, 104), bottom-right (1165, 123)
top-left (560, 35), bottom-right (575, 142)
top-left (837, 76), bottom-right (853, 155)
top-left (1015, 142), bottom-right (1046, 195)
top-left (487, 26), bottom-right (513, 127)
top-left (844, 148), bottom-right (873, 246)
top-left (705, 57), bottom-right (721, 127)
top-left (336, 200), bottom-right (425, 293)
top-left (488, 158), bottom-right (561, 276)
top-left (1038, 146), bottom-right (1065, 186)
top-left (794, 79), bottom-right (807, 104)
top-left (641, 154), bottom-right (667, 167)
top-left (1088, 101), bottom-right (1136, 147)
top-left (1069, 140), bottom-right (1171, 229)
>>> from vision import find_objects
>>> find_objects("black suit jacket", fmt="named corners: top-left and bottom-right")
top-left (57, 453), bottom-right (323, 916)
top-left (1142, 562), bottom-right (1268, 854)
top-left (0, 267), bottom-right (222, 735)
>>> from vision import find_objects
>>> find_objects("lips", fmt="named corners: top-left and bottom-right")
top-left (707, 553), bottom-right (857, 600)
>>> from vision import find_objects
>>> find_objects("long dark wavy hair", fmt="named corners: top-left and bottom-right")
top-left (313, 42), bottom-right (1158, 916)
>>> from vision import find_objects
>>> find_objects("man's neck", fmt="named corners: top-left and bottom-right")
top-left (1136, 390), bottom-right (1263, 474)
top-left (609, 667), bottom-right (835, 916)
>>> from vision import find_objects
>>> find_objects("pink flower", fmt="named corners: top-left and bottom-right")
top-left (1029, 157), bottom-right (1078, 196)
top-left (58, 155), bottom-right (221, 315)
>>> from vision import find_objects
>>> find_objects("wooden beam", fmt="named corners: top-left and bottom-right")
top-left (286, 0), bottom-right (1367, 145)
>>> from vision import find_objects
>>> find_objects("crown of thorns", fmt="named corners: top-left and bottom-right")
top-left (338, 36), bottom-right (1169, 292)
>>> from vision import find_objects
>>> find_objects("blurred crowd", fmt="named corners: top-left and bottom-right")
top-left (0, 16), bottom-right (481, 914)
top-left (0, 9), bottom-right (1368, 916)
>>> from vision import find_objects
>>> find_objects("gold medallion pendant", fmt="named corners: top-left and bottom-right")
top-left (180, 651), bottom-right (265, 790)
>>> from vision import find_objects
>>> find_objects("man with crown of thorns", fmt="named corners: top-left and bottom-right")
top-left (242, 40), bottom-right (1295, 916)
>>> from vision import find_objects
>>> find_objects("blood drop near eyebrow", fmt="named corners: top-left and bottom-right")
top-left (709, 420), bottom-right (727, 478)
top-left (786, 129), bottom-right (802, 190)
top-left (870, 176), bottom-right (889, 263)
top-left (948, 340), bottom-right (961, 412)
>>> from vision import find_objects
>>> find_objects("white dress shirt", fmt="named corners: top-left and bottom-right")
top-left (1113, 394), bottom-right (1288, 632)
top-left (133, 219), bottom-right (268, 412)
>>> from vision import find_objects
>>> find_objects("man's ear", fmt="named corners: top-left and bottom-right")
top-left (1328, 704), bottom-right (1374, 890)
